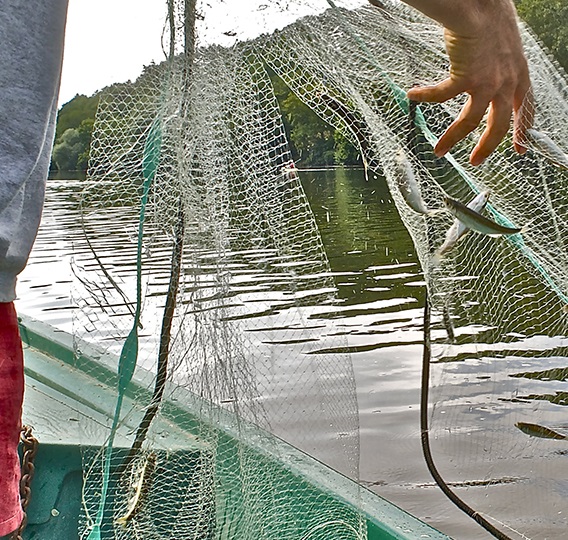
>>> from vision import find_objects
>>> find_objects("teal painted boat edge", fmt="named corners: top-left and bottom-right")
top-left (18, 314), bottom-right (451, 540)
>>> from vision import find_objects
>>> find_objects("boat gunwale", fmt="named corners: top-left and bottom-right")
top-left (19, 313), bottom-right (450, 540)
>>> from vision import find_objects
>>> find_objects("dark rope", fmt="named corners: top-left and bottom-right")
top-left (420, 294), bottom-right (513, 540)
top-left (408, 98), bottom-right (418, 149)
top-left (319, 93), bottom-right (372, 156)
top-left (122, 202), bottom-right (185, 472)
top-left (121, 0), bottom-right (195, 475)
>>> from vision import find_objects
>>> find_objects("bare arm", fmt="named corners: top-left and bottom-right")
top-left (401, 0), bottom-right (532, 165)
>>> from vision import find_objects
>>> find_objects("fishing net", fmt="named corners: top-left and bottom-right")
top-left (70, 1), bottom-right (568, 539)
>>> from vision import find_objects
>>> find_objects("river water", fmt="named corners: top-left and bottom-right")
top-left (16, 168), bottom-right (566, 540)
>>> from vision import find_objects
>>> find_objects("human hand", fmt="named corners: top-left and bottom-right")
top-left (404, 0), bottom-right (533, 165)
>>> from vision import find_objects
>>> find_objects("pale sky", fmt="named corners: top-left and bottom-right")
top-left (59, 0), bottom-right (167, 105)
top-left (58, 0), bottom-right (342, 106)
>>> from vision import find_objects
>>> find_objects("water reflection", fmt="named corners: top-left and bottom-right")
top-left (302, 167), bottom-right (421, 305)
top-left (18, 169), bottom-right (425, 332)
top-left (16, 168), bottom-right (568, 539)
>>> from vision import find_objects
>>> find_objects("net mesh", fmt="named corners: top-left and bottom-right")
top-left (70, 1), bottom-right (568, 539)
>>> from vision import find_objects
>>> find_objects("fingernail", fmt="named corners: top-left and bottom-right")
top-left (470, 155), bottom-right (483, 166)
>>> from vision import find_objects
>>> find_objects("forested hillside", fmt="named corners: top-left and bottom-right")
top-left (50, 1), bottom-right (567, 172)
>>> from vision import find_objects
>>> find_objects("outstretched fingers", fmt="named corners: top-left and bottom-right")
top-left (407, 81), bottom-right (508, 163)
top-left (407, 83), bottom-right (526, 165)
top-left (433, 93), bottom-right (490, 158)
top-left (470, 97), bottom-right (512, 165)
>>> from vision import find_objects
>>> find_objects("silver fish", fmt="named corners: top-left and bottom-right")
top-left (433, 191), bottom-right (490, 262)
top-left (394, 150), bottom-right (430, 214)
top-left (116, 452), bottom-right (157, 526)
top-left (515, 422), bottom-right (566, 440)
top-left (526, 128), bottom-right (568, 169)
top-left (444, 196), bottom-right (521, 236)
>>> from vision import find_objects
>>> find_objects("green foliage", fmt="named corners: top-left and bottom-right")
top-left (53, 64), bottom-right (357, 172)
top-left (334, 130), bottom-right (362, 166)
top-left (51, 118), bottom-right (94, 172)
top-left (55, 94), bottom-right (100, 141)
top-left (76, 118), bottom-right (95, 171)
top-left (515, 0), bottom-right (568, 72)
top-left (269, 69), bottom-right (359, 167)
top-left (281, 90), bottom-right (335, 166)
top-left (51, 93), bottom-right (99, 172)
top-left (51, 63), bottom-right (169, 173)
top-left (50, 10), bottom-right (568, 172)
top-left (56, 7), bottom-right (568, 172)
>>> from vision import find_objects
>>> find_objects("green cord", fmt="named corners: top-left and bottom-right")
top-left (86, 117), bottom-right (163, 540)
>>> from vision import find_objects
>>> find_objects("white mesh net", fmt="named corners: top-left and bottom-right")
top-left (70, 1), bottom-right (568, 539)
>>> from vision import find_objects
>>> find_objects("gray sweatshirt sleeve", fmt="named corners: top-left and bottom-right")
top-left (0, 0), bottom-right (68, 302)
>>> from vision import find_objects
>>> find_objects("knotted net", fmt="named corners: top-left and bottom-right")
top-left (71, 1), bottom-right (568, 539)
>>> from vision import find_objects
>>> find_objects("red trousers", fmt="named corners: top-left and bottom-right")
top-left (0, 303), bottom-right (23, 536)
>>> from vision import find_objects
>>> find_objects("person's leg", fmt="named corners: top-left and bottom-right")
top-left (0, 302), bottom-right (24, 536)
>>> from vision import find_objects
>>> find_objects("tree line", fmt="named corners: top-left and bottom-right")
top-left (50, 0), bottom-right (568, 173)
top-left (50, 67), bottom-right (361, 173)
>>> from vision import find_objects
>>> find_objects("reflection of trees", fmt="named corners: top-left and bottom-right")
top-left (510, 365), bottom-right (568, 406)
top-left (520, 391), bottom-right (568, 406)
top-left (511, 366), bottom-right (568, 382)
